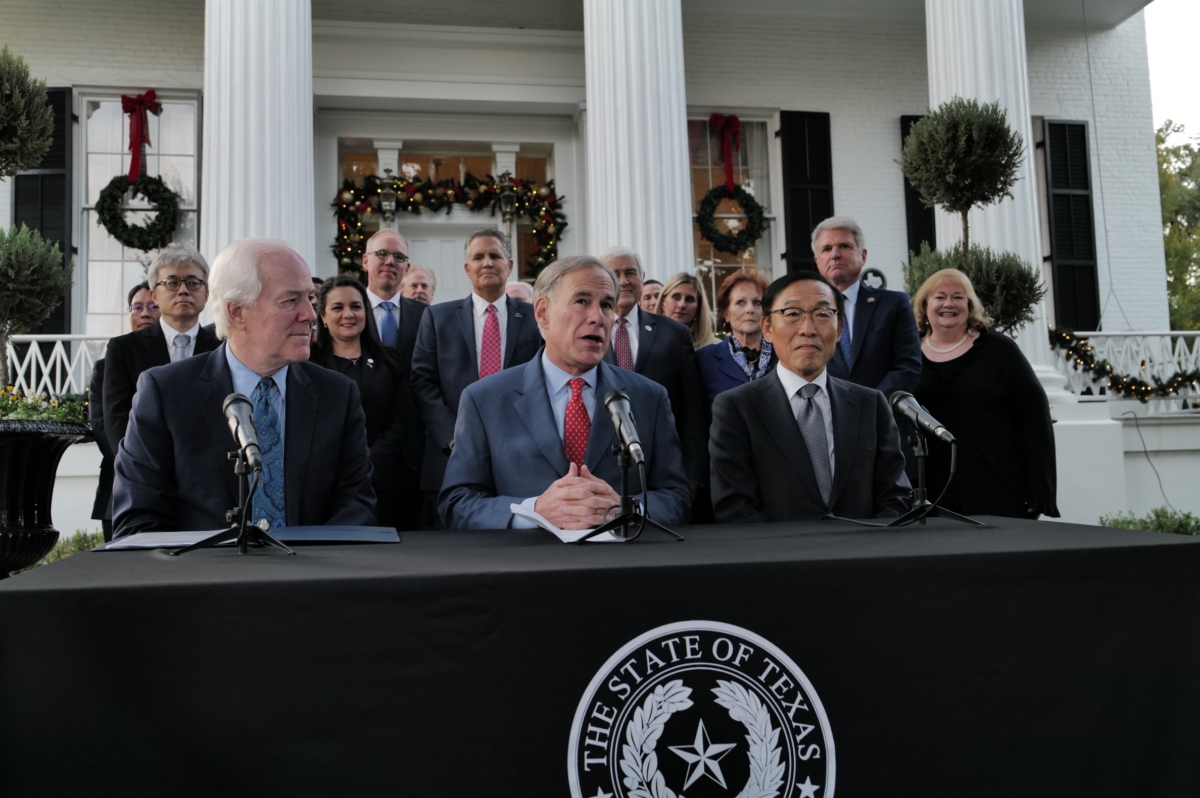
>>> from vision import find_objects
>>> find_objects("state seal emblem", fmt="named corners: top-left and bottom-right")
top-left (569, 621), bottom-right (835, 798)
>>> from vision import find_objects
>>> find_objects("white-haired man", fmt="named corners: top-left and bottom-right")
top-left (112, 239), bottom-right (377, 537)
top-left (438, 255), bottom-right (690, 530)
top-left (401, 265), bottom-right (437, 305)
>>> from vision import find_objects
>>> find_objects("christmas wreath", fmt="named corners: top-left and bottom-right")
top-left (95, 174), bottom-right (181, 251)
top-left (696, 183), bottom-right (767, 255)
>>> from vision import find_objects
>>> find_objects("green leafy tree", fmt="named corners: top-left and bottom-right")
top-left (0, 45), bottom-right (54, 178)
top-left (1158, 121), bottom-right (1200, 330)
top-left (0, 224), bottom-right (72, 386)
top-left (899, 97), bottom-right (1025, 256)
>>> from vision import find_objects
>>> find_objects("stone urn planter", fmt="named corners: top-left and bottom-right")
top-left (0, 420), bottom-right (92, 577)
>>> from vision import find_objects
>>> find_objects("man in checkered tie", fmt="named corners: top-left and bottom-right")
top-left (438, 255), bottom-right (691, 531)
top-left (708, 271), bottom-right (910, 523)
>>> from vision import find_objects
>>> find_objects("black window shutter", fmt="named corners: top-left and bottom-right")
top-left (1044, 120), bottom-right (1100, 331)
top-left (13, 87), bottom-right (73, 336)
top-left (901, 115), bottom-right (937, 258)
top-left (778, 111), bottom-right (833, 273)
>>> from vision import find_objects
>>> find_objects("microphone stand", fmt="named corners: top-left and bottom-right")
top-left (887, 430), bottom-right (982, 527)
top-left (576, 444), bottom-right (684, 543)
top-left (170, 448), bottom-right (296, 556)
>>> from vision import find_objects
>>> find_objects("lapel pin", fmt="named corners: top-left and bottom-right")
top-left (515, 312), bottom-right (523, 318)
top-left (867, 297), bottom-right (875, 303)
top-left (645, 325), bottom-right (652, 332)
top-left (366, 358), bottom-right (375, 368)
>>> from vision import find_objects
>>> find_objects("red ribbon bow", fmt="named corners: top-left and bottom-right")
top-left (121, 90), bottom-right (162, 183)
top-left (709, 113), bottom-right (742, 193)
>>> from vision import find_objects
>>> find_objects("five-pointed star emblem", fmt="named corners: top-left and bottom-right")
top-left (588, 788), bottom-right (613, 798)
top-left (796, 775), bottom-right (821, 798)
top-left (668, 719), bottom-right (738, 790)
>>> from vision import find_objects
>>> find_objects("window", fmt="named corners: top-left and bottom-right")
top-left (81, 95), bottom-right (201, 336)
top-left (1043, 120), bottom-right (1100, 331)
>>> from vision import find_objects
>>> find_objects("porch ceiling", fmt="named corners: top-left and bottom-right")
top-left (311, 0), bottom-right (1154, 31)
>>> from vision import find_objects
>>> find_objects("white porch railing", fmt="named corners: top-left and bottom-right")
top-left (1052, 331), bottom-right (1200, 413)
top-left (4, 335), bottom-right (111, 397)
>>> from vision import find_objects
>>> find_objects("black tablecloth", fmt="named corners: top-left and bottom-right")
top-left (2, 519), bottom-right (1198, 797)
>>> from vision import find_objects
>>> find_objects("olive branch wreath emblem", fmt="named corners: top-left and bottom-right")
top-left (620, 679), bottom-right (784, 798)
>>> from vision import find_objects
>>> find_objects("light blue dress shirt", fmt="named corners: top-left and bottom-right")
top-left (225, 344), bottom-right (289, 444)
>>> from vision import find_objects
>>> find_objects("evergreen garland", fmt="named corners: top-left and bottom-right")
top-left (332, 172), bottom-right (567, 276)
top-left (1048, 326), bottom-right (1200, 403)
top-left (95, 174), bottom-right (181, 251)
top-left (695, 184), bottom-right (767, 255)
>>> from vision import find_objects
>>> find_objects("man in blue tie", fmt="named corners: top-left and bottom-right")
top-left (111, 239), bottom-right (377, 537)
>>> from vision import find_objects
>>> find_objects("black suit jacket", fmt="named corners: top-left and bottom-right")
top-left (603, 310), bottom-right (709, 485)
top-left (826, 282), bottom-right (922, 399)
top-left (370, 294), bottom-right (427, 371)
top-left (411, 295), bottom-right (542, 491)
top-left (102, 322), bottom-right (220, 453)
top-left (709, 370), bottom-right (910, 523)
top-left (112, 344), bottom-right (377, 537)
top-left (88, 359), bottom-right (114, 523)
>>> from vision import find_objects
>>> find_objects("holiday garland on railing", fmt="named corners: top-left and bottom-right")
top-left (332, 172), bottom-right (567, 274)
top-left (1049, 327), bottom-right (1200, 402)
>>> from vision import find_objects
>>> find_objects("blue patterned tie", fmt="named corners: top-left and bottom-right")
top-left (380, 300), bottom-right (398, 348)
top-left (251, 377), bottom-right (286, 529)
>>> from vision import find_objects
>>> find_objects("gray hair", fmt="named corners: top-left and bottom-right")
top-left (810, 216), bottom-right (866, 253)
top-left (148, 244), bottom-right (209, 286)
top-left (599, 246), bottom-right (644, 274)
top-left (209, 239), bottom-right (300, 338)
top-left (505, 281), bottom-right (534, 303)
top-left (533, 255), bottom-right (618, 304)
top-left (464, 228), bottom-right (512, 260)
top-left (403, 265), bottom-right (438, 291)
top-left (364, 228), bottom-right (408, 253)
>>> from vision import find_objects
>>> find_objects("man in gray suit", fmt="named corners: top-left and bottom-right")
top-left (112, 239), bottom-right (376, 537)
top-left (709, 271), bottom-right (910, 523)
top-left (439, 255), bottom-right (691, 530)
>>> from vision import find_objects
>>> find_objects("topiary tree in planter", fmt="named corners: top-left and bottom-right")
top-left (0, 224), bottom-right (72, 387)
top-left (899, 97), bottom-right (1025, 255)
top-left (0, 45), bottom-right (55, 178)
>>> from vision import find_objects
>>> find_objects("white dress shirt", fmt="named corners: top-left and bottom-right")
top-left (775, 364), bottom-right (836, 480)
top-left (471, 292), bottom-right (509, 371)
top-left (611, 304), bottom-right (642, 364)
top-left (160, 318), bottom-right (201, 361)
top-left (367, 288), bottom-right (401, 336)
top-left (840, 279), bottom-right (861, 342)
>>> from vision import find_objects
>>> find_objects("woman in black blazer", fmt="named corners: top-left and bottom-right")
top-left (311, 275), bottom-right (419, 529)
top-left (696, 268), bottom-right (777, 408)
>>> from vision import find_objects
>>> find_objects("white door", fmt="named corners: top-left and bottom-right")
top-left (401, 224), bottom-right (475, 305)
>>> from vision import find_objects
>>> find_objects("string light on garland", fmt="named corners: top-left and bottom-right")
top-left (1048, 326), bottom-right (1200, 403)
top-left (332, 171), bottom-right (568, 275)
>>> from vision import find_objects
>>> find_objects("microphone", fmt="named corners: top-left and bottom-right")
top-left (604, 389), bottom-right (646, 465)
top-left (222, 393), bottom-right (263, 469)
top-left (890, 391), bottom-right (956, 444)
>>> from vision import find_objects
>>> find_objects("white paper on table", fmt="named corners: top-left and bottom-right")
top-left (100, 531), bottom-right (231, 550)
top-left (509, 504), bottom-right (623, 543)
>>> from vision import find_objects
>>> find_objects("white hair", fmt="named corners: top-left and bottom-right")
top-left (599, 246), bottom-right (644, 275)
top-left (810, 216), bottom-right (866, 252)
top-left (402, 265), bottom-right (438, 291)
top-left (209, 239), bottom-right (302, 338)
top-left (533, 255), bottom-right (618, 303)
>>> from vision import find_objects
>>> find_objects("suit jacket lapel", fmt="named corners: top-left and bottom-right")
top-left (751, 376), bottom-right (826, 508)
top-left (513, 356), bottom-right (570, 475)
top-left (850, 284), bottom-right (878, 366)
top-left (456, 297), bottom-right (478, 376)
top-left (144, 322), bottom-right (170, 366)
top-left (284, 365), bottom-right (317, 525)
top-left (714, 339), bottom-right (748, 386)
top-left (633, 312), bottom-right (657, 373)
top-left (195, 326), bottom-right (220, 354)
top-left (585, 362), bottom-right (620, 471)
top-left (199, 344), bottom-right (239, 501)
top-left (826, 377), bottom-right (860, 508)
top-left (503, 296), bottom-right (527, 368)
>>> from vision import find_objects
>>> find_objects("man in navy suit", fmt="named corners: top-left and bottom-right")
top-left (112, 239), bottom-right (376, 537)
top-left (812, 217), bottom-right (921, 400)
top-left (412, 228), bottom-right (543, 494)
top-left (439, 255), bottom-right (690, 531)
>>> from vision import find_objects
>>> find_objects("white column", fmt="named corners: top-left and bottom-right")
top-left (374, 140), bottom-right (403, 178)
top-left (201, 0), bottom-right (316, 271)
top-left (583, 0), bottom-right (693, 280)
top-left (925, 0), bottom-right (1073, 402)
top-left (492, 143), bottom-right (520, 179)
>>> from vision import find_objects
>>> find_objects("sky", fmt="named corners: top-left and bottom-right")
top-left (1144, 0), bottom-right (1200, 145)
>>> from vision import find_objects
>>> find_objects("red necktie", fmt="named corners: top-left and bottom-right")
top-left (564, 378), bottom-right (590, 468)
top-left (614, 316), bottom-right (634, 370)
top-left (479, 304), bottom-right (501, 378)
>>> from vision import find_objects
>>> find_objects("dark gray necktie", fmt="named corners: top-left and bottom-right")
top-left (796, 383), bottom-right (832, 505)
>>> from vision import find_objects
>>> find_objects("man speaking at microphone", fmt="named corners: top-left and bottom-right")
top-left (112, 239), bottom-right (377, 538)
top-left (438, 255), bottom-right (690, 530)
top-left (709, 271), bottom-right (910, 523)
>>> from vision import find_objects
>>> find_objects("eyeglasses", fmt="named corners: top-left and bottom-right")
top-left (129, 303), bottom-right (159, 313)
top-left (766, 306), bottom-right (839, 325)
top-left (155, 277), bottom-right (207, 292)
top-left (371, 249), bottom-right (410, 264)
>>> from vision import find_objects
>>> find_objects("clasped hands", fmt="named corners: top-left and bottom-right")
top-left (534, 463), bottom-right (622, 530)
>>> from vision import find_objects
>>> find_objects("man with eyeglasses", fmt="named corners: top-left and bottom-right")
top-left (709, 271), bottom-right (910, 523)
top-left (102, 245), bottom-right (220, 456)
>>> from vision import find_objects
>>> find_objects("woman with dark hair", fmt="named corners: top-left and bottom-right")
top-left (696, 268), bottom-right (776, 408)
top-left (311, 274), bottom-right (420, 529)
